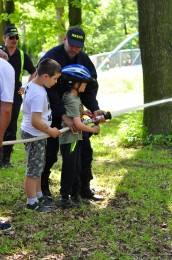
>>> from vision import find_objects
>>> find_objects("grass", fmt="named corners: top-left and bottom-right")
top-left (0, 68), bottom-right (172, 259)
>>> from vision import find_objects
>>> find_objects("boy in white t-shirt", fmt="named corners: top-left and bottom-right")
top-left (20, 58), bottom-right (61, 213)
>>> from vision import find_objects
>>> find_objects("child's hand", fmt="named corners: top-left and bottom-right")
top-left (92, 125), bottom-right (100, 134)
top-left (50, 127), bottom-right (61, 138)
top-left (62, 114), bottom-right (77, 133)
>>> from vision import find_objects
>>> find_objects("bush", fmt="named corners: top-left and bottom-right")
top-left (115, 111), bottom-right (144, 147)
top-left (144, 134), bottom-right (172, 146)
top-left (115, 111), bottom-right (172, 147)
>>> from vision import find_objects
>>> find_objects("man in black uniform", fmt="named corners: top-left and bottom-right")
top-left (1, 26), bottom-right (36, 168)
top-left (41, 27), bottom-right (104, 200)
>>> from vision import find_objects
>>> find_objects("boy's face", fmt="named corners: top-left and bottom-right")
top-left (78, 82), bottom-right (87, 93)
top-left (44, 72), bottom-right (61, 88)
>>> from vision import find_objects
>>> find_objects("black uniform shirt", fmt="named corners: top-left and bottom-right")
top-left (9, 48), bottom-right (36, 93)
top-left (40, 44), bottom-right (100, 127)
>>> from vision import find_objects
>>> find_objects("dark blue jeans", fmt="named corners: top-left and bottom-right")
top-left (41, 131), bottom-right (93, 194)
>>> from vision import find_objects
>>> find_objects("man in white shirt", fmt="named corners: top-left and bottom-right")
top-left (0, 45), bottom-right (15, 231)
top-left (0, 47), bottom-right (15, 149)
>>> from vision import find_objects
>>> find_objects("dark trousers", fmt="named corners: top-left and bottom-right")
top-left (41, 132), bottom-right (93, 193)
top-left (79, 132), bottom-right (93, 184)
top-left (2, 93), bottom-right (23, 159)
top-left (41, 136), bottom-right (59, 190)
top-left (60, 142), bottom-right (81, 198)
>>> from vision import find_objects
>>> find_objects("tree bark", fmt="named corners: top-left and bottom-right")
top-left (4, 0), bottom-right (14, 25)
top-left (0, 0), bottom-right (15, 43)
top-left (0, 0), bottom-right (5, 43)
top-left (56, 7), bottom-right (65, 44)
top-left (121, 0), bottom-right (128, 35)
top-left (138, 0), bottom-right (172, 134)
top-left (68, 0), bottom-right (82, 26)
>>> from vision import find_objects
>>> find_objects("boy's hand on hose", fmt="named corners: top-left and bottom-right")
top-left (49, 127), bottom-right (61, 138)
top-left (62, 114), bottom-right (77, 133)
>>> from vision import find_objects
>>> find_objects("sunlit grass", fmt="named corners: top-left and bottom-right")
top-left (0, 69), bottom-right (172, 258)
top-left (1, 125), bottom-right (172, 258)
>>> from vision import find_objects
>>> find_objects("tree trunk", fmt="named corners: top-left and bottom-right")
top-left (0, 0), bottom-right (5, 43)
top-left (56, 7), bottom-right (66, 44)
top-left (4, 0), bottom-right (15, 16)
top-left (121, 0), bottom-right (128, 35)
top-left (138, 0), bottom-right (172, 135)
top-left (68, 0), bottom-right (82, 26)
top-left (4, 0), bottom-right (15, 25)
top-left (0, 0), bottom-right (15, 43)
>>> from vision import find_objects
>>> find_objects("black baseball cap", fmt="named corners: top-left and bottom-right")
top-left (4, 26), bottom-right (19, 37)
top-left (67, 27), bottom-right (85, 48)
top-left (0, 44), bottom-right (9, 57)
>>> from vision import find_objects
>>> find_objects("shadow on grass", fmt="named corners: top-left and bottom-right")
top-left (1, 113), bottom-right (172, 259)
top-left (106, 148), bottom-right (172, 259)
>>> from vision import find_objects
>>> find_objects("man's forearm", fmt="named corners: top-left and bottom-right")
top-left (0, 116), bottom-right (11, 145)
top-left (0, 115), bottom-right (11, 133)
top-left (0, 102), bottom-right (12, 141)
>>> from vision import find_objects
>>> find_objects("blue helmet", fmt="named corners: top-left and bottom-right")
top-left (62, 64), bottom-right (94, 82)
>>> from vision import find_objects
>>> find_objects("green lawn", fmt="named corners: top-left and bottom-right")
top-left (0, 69), bottom-right (171, 259)
top-left (0, 114), bottom-right (172, 259)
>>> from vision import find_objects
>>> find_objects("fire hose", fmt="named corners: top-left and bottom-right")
top-left (2, 112), bottom-right (112, 146)
top-left (2, 96), bottom-right (172, 146)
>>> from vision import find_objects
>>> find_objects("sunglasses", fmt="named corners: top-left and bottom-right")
top-left (9, 35), bottom-right (19, 40)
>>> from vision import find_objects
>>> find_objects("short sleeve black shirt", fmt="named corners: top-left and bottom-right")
top-left (9, 48), bottom-right (36, 92)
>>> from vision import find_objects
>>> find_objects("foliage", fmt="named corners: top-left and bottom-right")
top-left (115, 111), bottom-right (144, 147)
top-left (113, 111), bottom-right (172, 148)
top-left (0, 0), bottom-right (138, 59)
top-left (83, 0), bottom-right (138, 55)
top-left (144, 134), bottom-right (172, 147)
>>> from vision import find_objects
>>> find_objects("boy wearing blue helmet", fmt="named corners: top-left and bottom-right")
top-left (59, 64), bottom-right (100, 209)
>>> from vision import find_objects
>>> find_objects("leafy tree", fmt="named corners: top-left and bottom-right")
top-left (0, 0), bottom-right (138, 59)
top-left (138, 0), bottom-right (172, 135)
top-left (84, 0), bottom-right (138, 55)
top-left (0, 0), bottom-right (15, 42)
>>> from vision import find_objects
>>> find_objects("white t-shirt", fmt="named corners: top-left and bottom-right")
top-left (0, 58), bottom-right (15, 102)
top-left (21, 81), bottom-right (52, 136)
